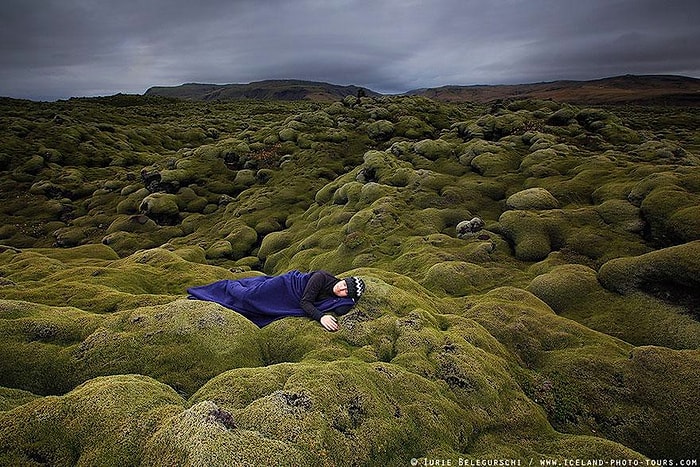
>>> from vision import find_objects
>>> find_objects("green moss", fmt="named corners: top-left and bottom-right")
top-left (205, 239), bottom-right (233, 259)
top-left (0, 375), bottom-right (185, 466)
top-left (139, 192), bottom-right (180, 224)
top-left (1, 96), bottom-right (700, 461)
top-left (0, 297), bottom-right (264, 396)
top-left (30, 244), bottom-right (119, 262)
top-left (424, 261), bottom-right (496, 296)
top-left (171, 245), bottom-right (207, 263)
top-left (215, 219), bottom-right (257, 259)
top-left (462, 287), bottom-right (699, 459)
top-left (497, 210), bottom-right (553, 261)
top-left (547, 167), bottom-right (612, 206)
top-left (477, 110), bottom-right (538, 139)
top-left (595, 199), bottom-right (644, 233)
top-left (598, 240), bottom-right (700, 295)
top-left (0, 386), bottom-right (39, 412)
top-left (366, 119), bottom-right (394, 141)
top-left (528, 264), bottom-right (700, 349)
top-left (470, 151), bottom-right (520, 176)
top-left (394, 115), bottom-right (434, 139)
top-left (599, 122), bottom-right (640, 145)
top-left (361, 150), bottom-right (417, 187)
top-left (176, 186), bottom-right (209, 213)
top-left (106, 214), bottom-right (158, 234)
top-left (640, 186), bottom-right (700, 244)
top-left (102, 225), bottom-right (185, 257)
top-left (414, 138), bottom-right (455, 160)
top-left (547, 108), bottom-right (577, 126)
top-left (506, 187), bottom-right (560, 210)
top-left (520, 149), bottom-right (570, 177)
top-left (258, 230), bottom-right (295, 263)
top-left (527, 264), bottom-right (601, 313)
top-left (189, 359), bottom-right (470, 466)
top-left (668, 205), bottom-right (700, 242)
top-left (332, 181), bottom-right (364, 206)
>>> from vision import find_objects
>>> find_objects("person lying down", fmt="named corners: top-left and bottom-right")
top-left (187, 270), bottom-right (366, 331)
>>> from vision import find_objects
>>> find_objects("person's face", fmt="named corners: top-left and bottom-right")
top-left (333, 280), bottom-right (349, 297)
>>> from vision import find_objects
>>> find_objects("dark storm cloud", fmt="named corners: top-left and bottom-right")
top-left (1, 0), bottom-right (698, 100)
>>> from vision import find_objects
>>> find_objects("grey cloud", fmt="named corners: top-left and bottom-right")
top-left (1, 0), bottom-right (698, 100)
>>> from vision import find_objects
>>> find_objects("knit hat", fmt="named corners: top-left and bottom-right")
top-left (345, 277), bottom-right (365, 301)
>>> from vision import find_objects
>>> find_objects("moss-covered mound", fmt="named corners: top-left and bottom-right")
top-left (1, 95), bottom-right (699, 463)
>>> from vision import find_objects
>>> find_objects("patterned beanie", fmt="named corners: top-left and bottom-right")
top-left (345, 277), bottom-right (365, 301)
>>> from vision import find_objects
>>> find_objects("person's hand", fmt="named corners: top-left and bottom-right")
top-left (320, 315), bottom-right (339, 332)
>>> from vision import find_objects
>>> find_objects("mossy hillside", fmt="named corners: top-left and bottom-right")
top-left (260, 149), bottom-right (521, 284)
top-left (5, 95), bottom-right (691, 264)
top-left (0, 97), bottom-right (336, 250)
top-left (2, 95), bottom-right (696, 300)
top-left (1, 95), bottom-right (700, 462)
top-left (0, 387), bottom-right (40, 412)
top-left (1, 247), bottom-right (271, 396)
top-left (597, 240), bottom-right (700, 310)
top-left (496, 205), bottom-right (650, 266)
top-left (527, 264), bottom-right (700, 349)
top-left (1, 273), bottom-right (651, 465)
top-left (0, 297), bottom-right (263, 396)
top-left (0, 374), bottom-right (186, 466)
top-left (458, 287), bottom-right (700, 459)
top-left (188, 360), bottom-right (472, 465)
top-left (0, 366), bottom-right (644, 467)
top-left (0, 260), bottom-right (693, 462)
top-left (0, 299), bottom-right (102, 395)
top-left (0, 246), bottom-right (239, 312)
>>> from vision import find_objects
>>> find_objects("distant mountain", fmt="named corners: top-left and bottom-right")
top-left (407, 75), bottom-right (700, 105)
top-left (145, 79), bottom-right (380, 102)
top-left (146, 75), bottom-right (700, 105)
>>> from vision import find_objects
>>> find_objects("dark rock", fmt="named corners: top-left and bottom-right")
top-left (356, 167), bottom-right (377, 183)
top-left (206, 407), bottom-right (236, 430)
top-left (456, 217), bottom-right (485, 238)
top-left (275, 391), bottom-right (312, 412)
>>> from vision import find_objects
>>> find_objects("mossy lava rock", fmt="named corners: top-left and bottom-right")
top-left (1, 95), bottom-right (699, 463)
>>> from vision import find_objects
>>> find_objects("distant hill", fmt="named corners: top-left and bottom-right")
top-left (145, 79), bottom-right (380, 102)
top-left (146, 75), bottom-right (700, 105)
top-left (407, 75), bottom-right (700, 105)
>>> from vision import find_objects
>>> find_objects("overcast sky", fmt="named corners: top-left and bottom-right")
top-left (1, 0), bottom-right (698, 101)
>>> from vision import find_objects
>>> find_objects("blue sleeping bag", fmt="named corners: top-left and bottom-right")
top-left (187, 270), bottom-right (355, 327)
